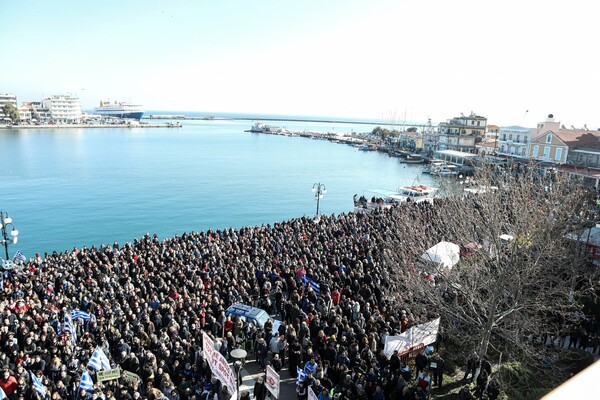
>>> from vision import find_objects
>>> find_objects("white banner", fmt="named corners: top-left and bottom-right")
top-left (203, 331), bottom-right (238, 399)
top-left (265, 365), bottom-right (280, 399)
top-left (383, 318), bottom-right (440, 359)
top-left (308, 386), bottom-right (318, 400)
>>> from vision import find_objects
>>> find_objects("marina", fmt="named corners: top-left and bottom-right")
top-left (0, 118), bottom-right (434, 257)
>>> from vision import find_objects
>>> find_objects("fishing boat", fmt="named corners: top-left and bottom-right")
top-left (399, 154), bottom-right (425, 164)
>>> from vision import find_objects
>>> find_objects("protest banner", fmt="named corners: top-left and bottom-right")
top-left (121, 370), bottom-right (141, 384)
top-left (265, 365), bottom-right (280, 399)
top-left (203, 331), bottom-right (238, 399)
top-left (308, 386), bottom-right (318, 400)
top-left (96, 367), bottom-right (121, 382)
top-left (384, 318), bottom-right (441, 359)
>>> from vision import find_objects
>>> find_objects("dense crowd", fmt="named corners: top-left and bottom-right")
top-left (0, 199), bottom-right (505, 400)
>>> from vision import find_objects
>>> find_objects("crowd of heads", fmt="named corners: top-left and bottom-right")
top-left (0, 200), bottom-right (460, 400)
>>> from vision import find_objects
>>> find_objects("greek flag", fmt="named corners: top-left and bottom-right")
top-left (0, 386), bottom-right (6, 400)
top-left (88, 346), bottom-right (111, 370)
top-left (13, 251), bottom-right (26, 263)
top-left (63, 313), bottom-right (77, 349)
top-left (30, 371), bottom-right (47, 397)
top-left (302, 275), bottom-right (321, 296)
top-left (71, 309), bottom-right (92, 321)
top-left (296, 367), bottom-right (306, 385)
top-left (63, 313), bottom-right (74, 334)
top-left (79, 369), bottom-right (94, 392)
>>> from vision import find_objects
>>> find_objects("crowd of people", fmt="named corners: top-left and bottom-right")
top-left (0, 198), bottom-right (508, 400)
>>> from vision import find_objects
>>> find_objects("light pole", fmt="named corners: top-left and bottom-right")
top-left (312, 183), bottom-right (327, 216)
top-left (0, 211), bottom-right (19, 261)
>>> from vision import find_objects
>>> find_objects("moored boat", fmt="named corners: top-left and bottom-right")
top-left (399, 154), bottom-right (425, 164)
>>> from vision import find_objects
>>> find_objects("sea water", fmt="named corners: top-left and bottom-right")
top-left (0, 118), bottom-right (434, 257)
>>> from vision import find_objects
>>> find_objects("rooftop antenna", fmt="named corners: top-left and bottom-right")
top-left (584, 124), bottom-right (588, 130)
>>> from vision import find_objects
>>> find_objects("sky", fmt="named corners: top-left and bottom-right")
top-left (1, 0), bottom-right (599, 128)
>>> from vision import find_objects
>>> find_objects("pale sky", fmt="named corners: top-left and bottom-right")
top-left (1, 0), bottom-right (598, 128)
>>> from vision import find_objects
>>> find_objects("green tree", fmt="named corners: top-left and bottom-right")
top-left (2, 103), bottom-right (20, 122)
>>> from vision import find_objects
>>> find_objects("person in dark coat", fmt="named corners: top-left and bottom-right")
top-left (428, 353), bottom-right (445, 388)
top-left (253, 376), bottom-right (267, 400)
top-left (414, 351), bottom-right (428, 375)
top-left (463, 352), bottom-right (480, 382)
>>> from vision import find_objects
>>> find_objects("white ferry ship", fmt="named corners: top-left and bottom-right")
top-left (93, 101), bottom-right (144, 119)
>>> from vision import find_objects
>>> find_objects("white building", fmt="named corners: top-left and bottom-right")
top-left (497, 126), bottom-right (532, 158)
top-left (42, 95), bottom-right (82, 123)
top-left (0, 93), bottom-right (17, 108)
top-left (0, 93), bottom-right (18, 123)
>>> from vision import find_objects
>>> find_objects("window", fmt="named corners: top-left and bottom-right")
top-left (509, 134), bottom-right (513, 140)
top-left (533, 145), bottom-right (539, 157)
top-left (544, 146), bottom-right (550, 159)
top-left (555, 148), bottom-right (563, 161)
top-left (471, 120), bottom-right (475, 125)
top-left (546, 134), bottom-right (552, 144)
top-left (516, 135), bottom-right (520, 142)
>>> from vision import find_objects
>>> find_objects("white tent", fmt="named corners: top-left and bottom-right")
top-left (420, 241), bottom-right (460, 270)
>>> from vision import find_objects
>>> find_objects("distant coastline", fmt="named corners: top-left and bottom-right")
top-left (145, 114), bottom-right (420, 127)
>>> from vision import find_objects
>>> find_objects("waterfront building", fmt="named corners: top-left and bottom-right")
top-left (0, 93), bottom-right (17, 108)
top-left (529, 130), bottom-right (568, 164)
top-left (42, 95), bottom-right (82, 123)
top-left (476, 138), bottom-right (498, 155)
top-left (30, 102), bottom-right (52, 122)
top-left (497, 125), bottom-right (532, 158)
top-left (0, 93), bottom-right (17, 123)
top-left (18, 103), bottom-right (32, 122)
top-left (556, 129), bottom-right (600, 187)
top-left (437, 112), bottom-right (487, 153)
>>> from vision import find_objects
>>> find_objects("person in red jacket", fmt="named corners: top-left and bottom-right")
top-left (0, 369), bottom-right (18, 397)
top-left (330, 287), bottom-right (341, 305)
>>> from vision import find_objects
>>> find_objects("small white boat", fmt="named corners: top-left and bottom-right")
top-left (434, 165), bottom-right (460, 176)
top-left (422, 159), bottom-right (446, 174)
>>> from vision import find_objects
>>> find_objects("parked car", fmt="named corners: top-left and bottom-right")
top-left (225, 303), bottom-right (271, 329)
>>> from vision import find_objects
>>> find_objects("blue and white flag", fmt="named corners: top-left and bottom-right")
top-left (30, 371), bottom-right (47, 397)
top-left (88, 346), bottom-right (111, 370)
top-left (13, 251), bottom-right (26, 263)
top-left (0, 386), bottom-right (7, 400)
top-left (63, 313), bottom-right (74, 334)
top-left (302, 275), bottom-right (321, 296)
top-left (71, 309), bottom-right (92, 321)
top-left (79, 369), bottom-right (94, 392)
top-left (296, 367), bottom-right (306, 385)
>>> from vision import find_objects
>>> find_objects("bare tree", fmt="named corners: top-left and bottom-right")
top-left (381, 165), bottom-right (598, 365)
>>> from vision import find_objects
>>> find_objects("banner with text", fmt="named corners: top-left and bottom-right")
top-left (203, 331), bottom-right (238, 399)
top-left (308, 386), bottom-right (318, 400)
top-left (384, 318), bottom-right (441, 359)
top-left (266, 365), bottom-right (280, 399)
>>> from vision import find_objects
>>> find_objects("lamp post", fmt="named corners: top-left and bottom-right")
top-left (0, 211), bottom-right (19, 261)
top-left (230, 348), bottom-right (247, 399)
top-left (312, 183), bottom-right (327, 216)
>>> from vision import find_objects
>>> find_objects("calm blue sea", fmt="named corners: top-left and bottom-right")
top-left (0, 117), bottom-right (434, 258)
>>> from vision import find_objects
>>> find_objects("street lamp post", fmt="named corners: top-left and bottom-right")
top-left (312, 183), bottom-right (327, 216)
top-left (0, 211), bottom-right (19, 261)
